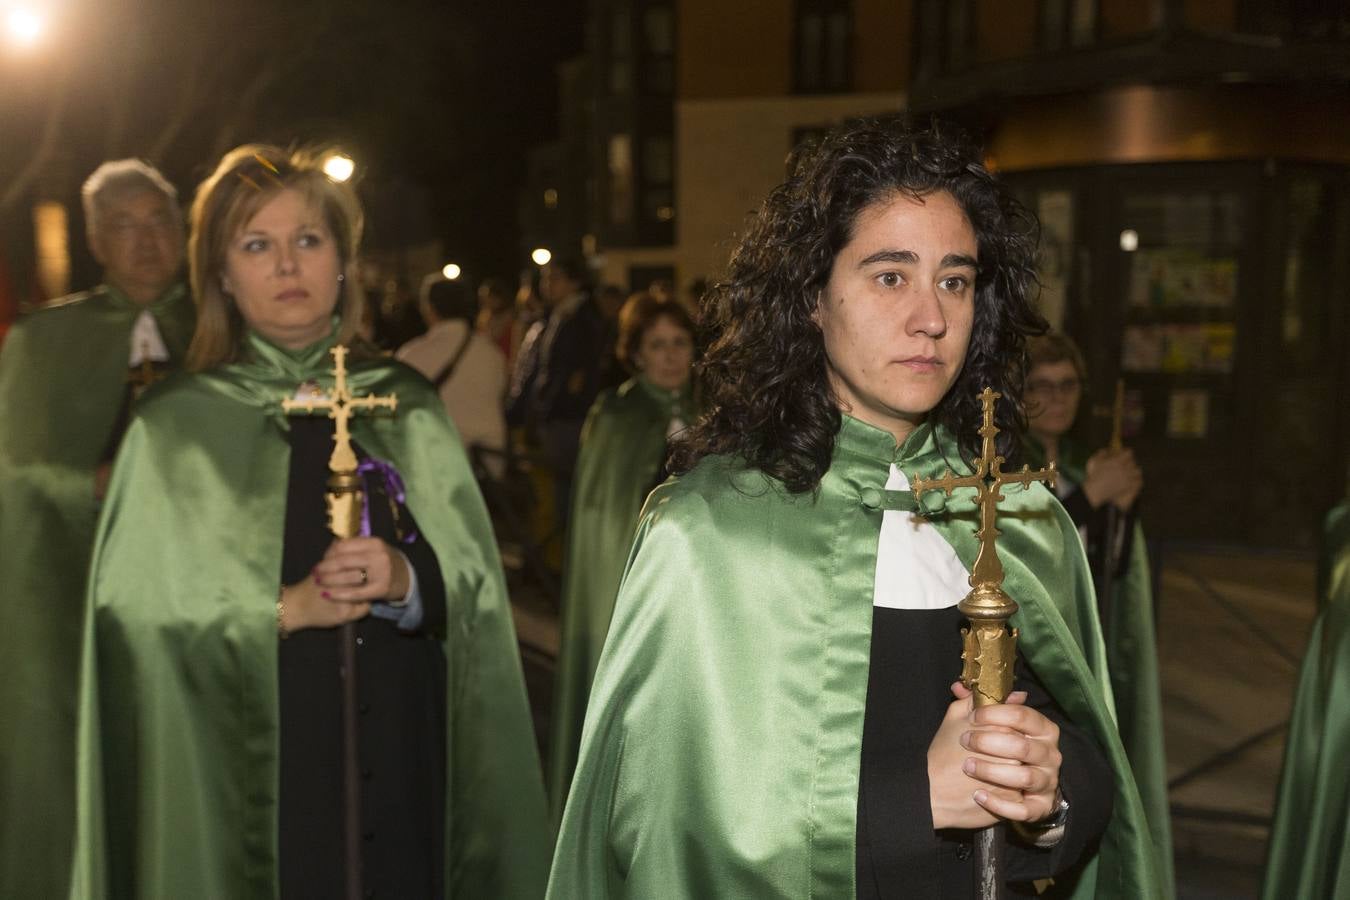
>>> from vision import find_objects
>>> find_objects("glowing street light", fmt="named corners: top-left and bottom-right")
top-left (530, 247), bottom-right (552, 266)
top-left (322, 153), bottom-right (355, 183)
top-left (5, 6), bottom-right (46, 47)
top-left (441, 263), bottom-right (461, 280)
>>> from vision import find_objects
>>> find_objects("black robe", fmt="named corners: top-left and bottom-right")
top-left (1058, 483), bottom-right (1138, 593)
top-left (277, 416), bottom-right (448, 899)
top-left (856, 605), bottom-right (1114, 898)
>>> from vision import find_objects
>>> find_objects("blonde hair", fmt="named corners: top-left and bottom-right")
top-left (186, 145), bottom-right (366, 371)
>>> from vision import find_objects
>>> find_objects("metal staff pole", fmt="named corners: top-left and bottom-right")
top-left (282, 346), bottom-right (398, 900)
top-left (1095, 379), bottom-right (1127, 633)
top-left (912, 388), bottom-right (1057, 900)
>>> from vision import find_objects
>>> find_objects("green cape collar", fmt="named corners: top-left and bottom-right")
top-left (633, 375), bottom-right (694, 417)
top-left (99, 280), bottom-right (188, 316)
top-left (236, 321), bottom-right (341, 383)
top-left (835, 416), bottom-right (962, 514)
top-left (203, 319), bottom-right (355, 419)
top-left (835, 414), bottom-right (946, 468)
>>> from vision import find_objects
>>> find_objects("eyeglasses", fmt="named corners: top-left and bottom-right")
top-left (103, 216), bottom-right (178, 238)
top-left (1026, 377), bottom-right (1082, 397)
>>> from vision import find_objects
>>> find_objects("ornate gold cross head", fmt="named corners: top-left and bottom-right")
top-left (280, 345), bottom-right (398, 537)
top-left (910, 386), bottom-right (1057, 706)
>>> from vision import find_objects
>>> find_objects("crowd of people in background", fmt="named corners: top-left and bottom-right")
top-left (376, 254), bottom-right (702, 545)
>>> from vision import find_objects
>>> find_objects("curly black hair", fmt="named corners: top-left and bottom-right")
top-left (669, 116), bottom-right (1047, 493)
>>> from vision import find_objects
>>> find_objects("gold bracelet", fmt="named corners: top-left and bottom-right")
top-left (277, 586), bottom-right (289, 639)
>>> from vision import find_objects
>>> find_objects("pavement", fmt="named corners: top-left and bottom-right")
top-left (508, 546), bottom-right (1320, 899)
top-left (1160, 549), bottom-right (1316, 900)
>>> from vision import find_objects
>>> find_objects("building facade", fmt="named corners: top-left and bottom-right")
top-left (535, 0), bottom-right (1350, 549)
top-left (911, 0), bottom-right (1350, 548)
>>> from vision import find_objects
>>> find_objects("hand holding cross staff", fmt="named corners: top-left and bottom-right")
top-left (280, 343), bottom-right (402, 900)
top-left (278, 347), bottom-right (409, 632)
top-left (914, 387), bottom-right (1068, 900)
top-left (279, 539), bottom-right (411, 630)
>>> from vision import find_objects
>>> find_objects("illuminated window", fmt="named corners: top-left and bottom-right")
top-left (33, 201), bottom-right (70, 300)
top-left (608, 134), bottom-right (633, 225)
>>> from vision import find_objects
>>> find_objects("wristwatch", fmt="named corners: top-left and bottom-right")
top-left (1012, 793), bottom-right (1070, 849)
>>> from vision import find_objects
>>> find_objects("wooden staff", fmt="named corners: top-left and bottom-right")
top-left (911, 387), bottom-right (1057, 900)
top-left (1093, 379), bottom-right (1126, 632)
top-left (282, 345), bottom-right (397, 900)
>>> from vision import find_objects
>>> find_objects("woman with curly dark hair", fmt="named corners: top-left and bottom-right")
top-left (548, 118), bottom-right (1167, 899)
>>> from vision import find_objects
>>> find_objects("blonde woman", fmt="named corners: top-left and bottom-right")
top-left (71, 146), bottom-right (549, 899)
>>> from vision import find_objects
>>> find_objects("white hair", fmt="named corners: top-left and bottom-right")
top-left (81, 159), bottom-right (180, 237)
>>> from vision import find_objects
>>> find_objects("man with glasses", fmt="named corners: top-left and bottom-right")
top-left (0, 159), bottom-right (195, 898)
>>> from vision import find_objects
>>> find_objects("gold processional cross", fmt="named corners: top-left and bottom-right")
top-left (278, 344), bottom-right (398, 900)
top-left (910, 387), bottom-right (1057, 709)
top-left (280, 345), bottom-right (398, 539)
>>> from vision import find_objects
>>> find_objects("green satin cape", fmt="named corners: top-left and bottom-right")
top-left (0, 283), bottom-right (194, 900)
top-left (1262, 501), bottom-right (1350, 900)
top-left (1025, 437), bottom-right (1175, 893)
top-left (548, 416), bottom-right (1166, 898)
top-left (69, 329), bottom-right (550, 899)
top-left (548, 377), bottom-right (694, 822)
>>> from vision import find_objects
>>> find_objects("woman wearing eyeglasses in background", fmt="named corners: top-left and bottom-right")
top-left (547, 291), bottom-right (699, 824)
top-left (1023, 331), bottom-right (1174, 890)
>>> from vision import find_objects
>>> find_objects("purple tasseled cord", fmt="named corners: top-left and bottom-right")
top-left (356, 458), bottom-right (418, 544)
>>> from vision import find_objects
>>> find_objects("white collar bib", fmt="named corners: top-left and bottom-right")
top-left (871, 464), bottom-right (970, 610)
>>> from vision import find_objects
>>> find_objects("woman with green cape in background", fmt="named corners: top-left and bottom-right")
top-left (70, 146), bottom-right (549, 899)
top-left (1262, 499), bottom-right (1350, 899)
top-left (1023, 332), bottom-right (1175, 892)
top-left (548, 291), bottom-right (698, 821)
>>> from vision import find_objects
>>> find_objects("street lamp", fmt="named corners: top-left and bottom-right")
top-left (5, 5), bottom-right (46, 48)
top-left (322, 153), bottom-right (355, 183)
top-left (530, 247), bottom-right (552, 266)
top-left (441, 263), bottom-right (461, 280)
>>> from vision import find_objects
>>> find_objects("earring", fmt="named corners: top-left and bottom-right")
top-left (337, 273), bottom-right (345, 283)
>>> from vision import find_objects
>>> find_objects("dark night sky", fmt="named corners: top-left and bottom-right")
top-left (5, 0), bottom-right (587, 290)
